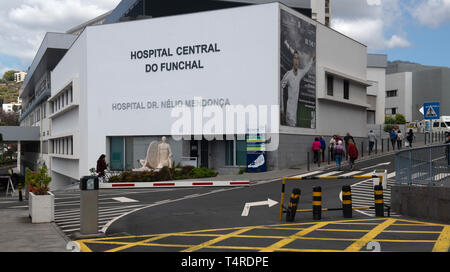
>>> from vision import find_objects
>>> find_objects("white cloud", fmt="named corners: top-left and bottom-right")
top-left (410, 0), bottom-right (450, 28)
top-left (0, 0), bottom-right (120, 69)
top-left (385, 34), bottom-right (412, 48)
top-left (331, 0), bottom-right (411, 50)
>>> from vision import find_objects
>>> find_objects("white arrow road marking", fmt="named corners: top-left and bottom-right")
top-left (241, 198), bottom-right (278, 216)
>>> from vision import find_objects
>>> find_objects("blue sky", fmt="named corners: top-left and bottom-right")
top-left (0, 0), bottom-right (449, 77)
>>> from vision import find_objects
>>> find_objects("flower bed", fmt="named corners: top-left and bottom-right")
top-left (107, 166), bottom-right (218, 183)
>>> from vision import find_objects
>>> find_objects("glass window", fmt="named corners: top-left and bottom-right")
top-left (110, 137), bottom-right (125, 170)
top-left (236, 140), bottom-right (247, 166)
top-left (327, 75), bottom-right (333, 96)
top-left (343, 80), bottom-right (349, 100)
top-left (225, 140), bottom-right (234, 166)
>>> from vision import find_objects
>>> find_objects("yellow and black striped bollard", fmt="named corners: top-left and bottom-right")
top-left (374, 185), bottom-right (384, 217)
top-left (18, 182), bottom-right (23, 202)
top-left (286, 188), bottom-right (301, 222)
top-left (312, 186), bottom-right (322, 220)
top-left (342, 185), bottom-right (352, 218)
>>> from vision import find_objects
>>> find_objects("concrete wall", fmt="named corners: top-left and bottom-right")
top-left (391, 184), bottom-right (450, 223)
top-left (385, 72), bottom-right (412, 122)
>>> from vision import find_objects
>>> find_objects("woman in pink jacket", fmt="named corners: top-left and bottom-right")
top-left (312, 137), bottom-right (322, 164)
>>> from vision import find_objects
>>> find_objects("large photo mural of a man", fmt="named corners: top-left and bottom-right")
top-left (280, 9), bottom-right (316, 128)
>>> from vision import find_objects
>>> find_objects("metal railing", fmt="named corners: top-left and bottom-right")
top-left (395, 143), bottom-right (450, 186)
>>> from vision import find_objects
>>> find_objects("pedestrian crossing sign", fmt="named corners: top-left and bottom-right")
top-left (423, 102), bottom-right (440, 120)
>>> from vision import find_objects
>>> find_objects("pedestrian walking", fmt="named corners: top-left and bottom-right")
top-left (347, 139), bottom-right (359, 170)
top-left (390, 129), bottom-right (397, 150)
top-left (334, 140), bottom-right (345, 170)
top-left (344, 132), bottom-right (354, 159)
top-left (368, 130), bottom-right (376, 153)
top-left (396, 130), bottom-right (403, 150)
top-left (319, 136), bottom-right (326, 162)
top-left (406, 129), bottom-right (414, 148)
top-left (329, 135), bottom-right (337, 161)
top-left (312, 137), bottom-right (322, 165)
top-left (96, 154), bottom-right (107, 178)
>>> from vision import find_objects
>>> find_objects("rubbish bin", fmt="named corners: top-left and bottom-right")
top-left (79, 176), bottom-right (99, 235)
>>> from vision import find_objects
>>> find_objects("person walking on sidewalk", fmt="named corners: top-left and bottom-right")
top-left (344, 132), bottom-right (354, 160)
top-left (312, 137), bottom-right (322, 165)
top-left (406, 129), bottom-right (414, 148)
top-left (390, 129), bottom-right (397, 150)
top-left (368, 130), bottom-right (376, 153)
top-left (319, 136), bottom-right (326, 163)
top-left (396, 130), bottom-right (403, 150)
top-left (329, 135), bottom-right (337, 161)
top-left (347, 139), bottom-right (359, 170)
top-left (334, 140), bottom-right (345, 170)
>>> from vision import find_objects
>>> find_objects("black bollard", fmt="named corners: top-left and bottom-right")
top-left (374, 185), bottom-right (384, 217)
top-left (307, 152), bottom-right (310, 171)
top-left (312, 186), bottom-right (322, 220)
top-left (18, 182), bottom-right (23, 202)
top-left (342, 185), bottom-right (352, 218)
top-left (286, 188), bottom-right (301, 222)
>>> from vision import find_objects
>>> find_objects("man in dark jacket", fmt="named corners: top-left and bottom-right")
top-left (344, 132), bottom-right (354, 160)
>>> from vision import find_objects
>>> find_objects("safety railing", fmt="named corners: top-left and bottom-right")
top-left (395, 143), bottom-right (450, 186)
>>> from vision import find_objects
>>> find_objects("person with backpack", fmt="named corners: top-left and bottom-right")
top-left (319, 136), bottom-right (326, 163)
top-left (329, 135), bottom-right (337, 161)
top-left (334, 140), bottom-right (345, 170)
top-left (390, 129), bottom-right (397, 150)
top-left (347, 139), bottom-right (359, 170)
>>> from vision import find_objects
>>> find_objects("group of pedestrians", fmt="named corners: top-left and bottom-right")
top-left (390, 128), bottom-right (415, 149)
top-left (312, 132), bottom-right (359, 171)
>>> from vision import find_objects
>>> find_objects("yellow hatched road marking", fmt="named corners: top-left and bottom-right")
top-left (181, 227), bottom-right (255, 252)
top-left (259, 222), bottom-right (329, 252)
top-left (345, 218), bottom-right (396, 252)
top-left (105, 234), bottom-right (173, 252)
top-left (432, 226), bottom-right (450, 252)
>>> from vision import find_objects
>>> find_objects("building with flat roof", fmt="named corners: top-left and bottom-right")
top-left (386, 61), bottom-right (450, 122)
top-left (19, 1), bottom-right (368, 189)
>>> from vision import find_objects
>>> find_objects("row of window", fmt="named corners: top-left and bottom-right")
top-left (51, 136), bottom-right (74, 156)
top-left (51, 85), bottom-right (73, 114)
top-left (327, 75), bottom-right (349, 100)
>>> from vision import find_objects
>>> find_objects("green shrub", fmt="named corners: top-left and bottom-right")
top-left (189, 167), bottom-right (218, 179)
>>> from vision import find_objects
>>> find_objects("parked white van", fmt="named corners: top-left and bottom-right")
top-left (416, 116), bottom-right (450, 134)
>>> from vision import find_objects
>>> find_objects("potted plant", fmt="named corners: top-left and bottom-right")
top-left (26, 165), bottom-right (54, 223)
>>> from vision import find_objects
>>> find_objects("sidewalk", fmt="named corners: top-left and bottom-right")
top-left (0, 208), bottom-right (70, 252)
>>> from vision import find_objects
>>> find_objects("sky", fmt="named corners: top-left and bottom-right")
top-left (0, 0), bottom-right (450, 78)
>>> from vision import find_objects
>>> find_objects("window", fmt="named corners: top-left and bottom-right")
top-left (343, 80), bottom-right (349, 100)
top-left (327, 75), bottom-right (333, 96)
top-left (433, 122), bottom-right (440, 128)
top-left (225, 138), bottom-right (247, 166)
top-left (391, 108), bottom-right (397, 115)
top-left (386, 90), bottom-right (398, 97)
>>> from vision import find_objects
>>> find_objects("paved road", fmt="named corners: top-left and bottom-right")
top-left (2, 153), bottom-right (449, 252)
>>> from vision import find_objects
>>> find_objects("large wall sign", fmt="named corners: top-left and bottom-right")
top-left (280, 8), bottom-right (317, 129)
top-left (87, 4), bottom-right (279, 137)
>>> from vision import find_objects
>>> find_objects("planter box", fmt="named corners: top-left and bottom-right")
top-left (29, 191), bottom-right (55, 223)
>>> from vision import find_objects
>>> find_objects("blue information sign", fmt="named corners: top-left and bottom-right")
top-left (423, 102), bottom-right (440, 120)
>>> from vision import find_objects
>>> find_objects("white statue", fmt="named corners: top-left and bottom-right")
top-left (156, 136), bottom-right (172, 169)
top-left (133, 136), bottom-right (172, 172)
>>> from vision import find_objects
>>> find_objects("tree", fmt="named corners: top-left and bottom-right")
top-left (2, 70), bottom-right (19, 82)
top-left (384, 116), bottom-right (395, 124)
top-left (395, 114), bottom-right (406, 124)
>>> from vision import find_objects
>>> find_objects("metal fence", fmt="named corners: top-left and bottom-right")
top-left (395, 143), bottom-right (450, 186)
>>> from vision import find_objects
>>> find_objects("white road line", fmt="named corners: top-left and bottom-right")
top-left (291, 170), bottom-right (323, 178)
top-left (112, 197), bottom-right (139, 203)
top-left (338, 171), bottom-right (363, 177)
top-left (318, 171), bottom-right (342, 177)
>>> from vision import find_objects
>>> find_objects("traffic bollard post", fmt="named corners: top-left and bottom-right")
top-left (312, 186), bottom-right (322, 220)
top-left (307, 152), bottom-right (310, 171)
top-left (286, 188), bottom-right (301, 222)
top-left (18, 182), bottom-right (23, 202)
top-left (374, 185), bottom-right (384, 217)
top-left (342, 185), bottom-right (352, 218)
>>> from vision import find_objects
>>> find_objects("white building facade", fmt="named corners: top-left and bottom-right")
top-left (20, 3), bottom-right (369, 189)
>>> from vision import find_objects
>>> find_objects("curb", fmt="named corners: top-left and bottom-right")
top-left (99, 180), bottom-right (251, 189)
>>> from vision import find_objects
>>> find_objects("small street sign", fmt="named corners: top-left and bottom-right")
top-left (423, 102), bottom-right (440, 120)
